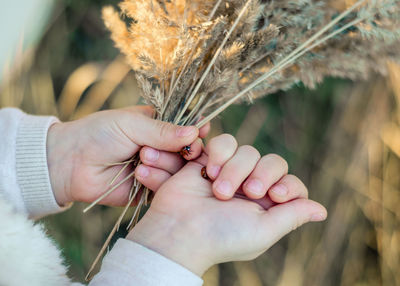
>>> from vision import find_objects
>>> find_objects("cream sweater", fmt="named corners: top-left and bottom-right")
top-left (0, 108), bottom-right (203, 286)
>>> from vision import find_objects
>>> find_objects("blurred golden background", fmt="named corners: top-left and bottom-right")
top-left (0, 1), bottom-right (399, 285)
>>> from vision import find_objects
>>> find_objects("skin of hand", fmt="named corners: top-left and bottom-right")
top-left (129, 134), bottom-right (328, 276)
top-left (46, 105), bottom-right (210, 206)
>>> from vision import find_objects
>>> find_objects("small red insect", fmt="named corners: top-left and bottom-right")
top-left (201, 167), bottom-right (209, 179)
top-left (180, 145), bottom-right (192, 157)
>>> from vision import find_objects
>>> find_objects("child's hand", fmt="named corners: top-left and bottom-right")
top-left (129, 134), bottom-right (327, 276)
top-left (46, 106), bottom-right (209, 206)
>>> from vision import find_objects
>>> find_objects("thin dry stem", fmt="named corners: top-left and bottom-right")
top-left (126, 194), bottom-right (146, 230)
top-left (103, 158), bottom-right (135, 167)
top-left (108, 161), bottom-right (131, 186)
top-left (85, 184), bottom-right (138, 281)
top-left (83, 170), bottom-right (135, 213)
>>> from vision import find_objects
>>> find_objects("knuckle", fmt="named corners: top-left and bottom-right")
top-left (266, 153), bottom-right (288, 172)
top-left (238, 145), bottom-right (260, 160)
top-left (220, 133), bottom-right (237, 144)
top-left (214, 134), bottom-right (237, 148)
top-left (129, 112), bottom-right (149, 129)
top-left (139, 105), bottom-right (155, 116)
top-left (139, 147), bottom-right (147, 161)
top-left (131, 105), bottom-right (154, 117)
top-left (284, 174), bottom-right (297, 182)
top-left (207, 137), bottom-right (219, 150)
top-left (208, 134), bottom-right (237, 159)
top-left (207, 136), bottom-right (217, 146)
top-left (156, 121), bottom-right (173, 139)
top-left (284, 174), bottom-right (308, 198)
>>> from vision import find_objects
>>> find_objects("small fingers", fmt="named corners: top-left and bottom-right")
top-left (140, 147), bottom-right (185, 174)
top-left (181, 138), bottom-right (203, 160)
top-left (135, 165), bottom-right (171, 192)
top-left (195, 116), bottom-right (211, 139)
top-left (194, 152), bottom-right (209, 166)
top-left (242, 154), bottom-right (288, 199)
top-left (199, 122), bottom-right (211, 139)
top-left (269, 174), bottom-right (308, 203)
top-left (205, 134), bottom-right (238, 179)
top-left (213, 145), bottom-right (260, 200)
top-left (259, 199), bottom-right (327, 244)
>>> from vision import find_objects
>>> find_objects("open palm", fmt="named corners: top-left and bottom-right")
top-left (131, 152), bottom-right (327, 276)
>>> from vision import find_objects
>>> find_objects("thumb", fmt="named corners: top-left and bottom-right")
top-left (259, 199), bottom-right (327, 245)
top-left (122, 112), bottom-right (199, 152)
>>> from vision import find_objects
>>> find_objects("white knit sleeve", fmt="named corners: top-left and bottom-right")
top-left (0, 108), bottom-right (67, 218)
top-left (89, 239), bottom-right (203, 286)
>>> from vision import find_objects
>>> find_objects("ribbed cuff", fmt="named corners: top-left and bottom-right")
top-left (90, 239), bottom-right (203, 286)
top-left (15, 114), bottom-right (67, 218)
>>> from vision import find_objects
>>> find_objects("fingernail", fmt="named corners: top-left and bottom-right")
top-left (271, 184), bottom-right (288, 196)
top-left (215, 180), bottom-right (233, 196)
top-left (136, 165), bottom-right (149, 178)
top-left (245, 179), bottom-right (264, 196)
top-left (310, 213), bottom-right (326, 222)
top-left (176, 126), bottom-right (196, 137)
top-left (144, 148), bottom-right (159, 162)
top-left (208, 165), bottom-right (221, 178)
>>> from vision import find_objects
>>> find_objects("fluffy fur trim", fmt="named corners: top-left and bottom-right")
top-left (0, 196), bottom-right (73, 286)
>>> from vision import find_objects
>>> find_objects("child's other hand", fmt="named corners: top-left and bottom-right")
top-left (47, 106), bottom-right (209, 206)
top-left (129, 134), bottom-right (327, 276)
top-left (205, 134), bottom-right (292, 202)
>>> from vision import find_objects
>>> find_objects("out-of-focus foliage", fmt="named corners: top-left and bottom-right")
top-left (0, 1), bottom-right (399, 285)
top-left (0, 0), bottom-right (54, 81)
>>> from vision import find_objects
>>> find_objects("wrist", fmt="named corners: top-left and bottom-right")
top-left (47, 122), bottom-right (73, 206)
top-left (126, 210), bottom-right (212, 276)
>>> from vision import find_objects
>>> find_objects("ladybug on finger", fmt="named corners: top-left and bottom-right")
top-left (201, 167), bottom-right (209, 180)
top-left (180, 145), bottom-right (192, 157)
top-left (179, 146), bottom-right (210, 180)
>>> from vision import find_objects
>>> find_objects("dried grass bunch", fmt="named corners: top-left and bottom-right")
top-left (85, 0), bottom-right (400, 279)
top-left (102, 0), bottom-right (400, 126)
